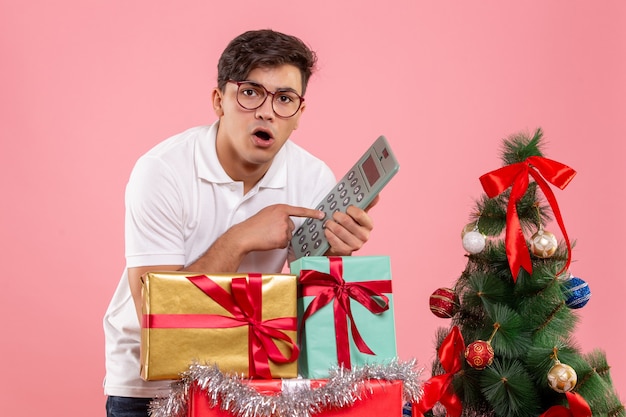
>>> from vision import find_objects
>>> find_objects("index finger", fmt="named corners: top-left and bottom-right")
top-left (284, 204), bottom-right (325, 220)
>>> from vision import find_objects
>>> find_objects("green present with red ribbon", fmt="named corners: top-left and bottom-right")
top-left (140, 272), bottom-right (299, 381)
top-left (290, 256), bottom-right (397, 378)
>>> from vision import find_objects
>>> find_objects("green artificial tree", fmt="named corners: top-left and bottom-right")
top-left (417, 129), bottom-right (624, 417)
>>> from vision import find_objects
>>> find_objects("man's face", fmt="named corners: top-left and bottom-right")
top-left (213, 64), bottom-right (306, 180)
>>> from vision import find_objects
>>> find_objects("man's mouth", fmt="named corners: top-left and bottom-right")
top-left (254, 130), bottom-right (271, 141)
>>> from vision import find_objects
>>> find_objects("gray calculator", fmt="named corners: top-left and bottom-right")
top-left (291, 135), bottom-right (400, 259)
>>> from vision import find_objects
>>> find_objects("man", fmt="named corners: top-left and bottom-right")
top-left (103, 29), bottom-right (378, 417)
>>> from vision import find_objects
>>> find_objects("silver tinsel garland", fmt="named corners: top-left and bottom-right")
top-left (149, 359), bottom-right (423, 417)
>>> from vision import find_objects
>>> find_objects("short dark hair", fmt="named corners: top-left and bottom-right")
top-left (217, 29), bottom-right (317, 96)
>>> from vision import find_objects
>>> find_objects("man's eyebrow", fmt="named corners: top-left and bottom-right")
top-left (246, 80), bottom-right (300, 94)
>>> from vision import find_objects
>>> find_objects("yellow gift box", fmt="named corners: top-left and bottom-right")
top-left (140, 271), bottom-right (299, 381)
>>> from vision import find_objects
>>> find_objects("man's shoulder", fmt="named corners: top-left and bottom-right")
top-left (129, 125), bottom-right (213, 183)
top-left (143, 125), bottom-right (211, 158)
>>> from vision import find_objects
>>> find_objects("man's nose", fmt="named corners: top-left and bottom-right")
top-left (255, 96), bottom-right (275, 120)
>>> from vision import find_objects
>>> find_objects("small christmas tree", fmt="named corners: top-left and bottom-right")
top-left (417, 129), bottom-right (624, 417)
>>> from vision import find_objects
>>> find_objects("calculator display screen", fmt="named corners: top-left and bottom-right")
top-left (361, 155), bottom-right (380, 186)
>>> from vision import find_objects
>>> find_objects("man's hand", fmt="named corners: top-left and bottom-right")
top-left (324, 195), bottom-right (379, 256)
top-left (233, 204), bottom-right (325, 253)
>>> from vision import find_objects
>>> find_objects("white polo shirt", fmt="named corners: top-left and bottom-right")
top-left (103, 122), bottom-right (335, 398)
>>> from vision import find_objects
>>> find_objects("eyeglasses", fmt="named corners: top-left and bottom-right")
top-left (228, 80), bottom-right (304, 118)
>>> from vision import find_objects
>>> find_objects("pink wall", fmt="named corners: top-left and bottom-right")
top-left (1, 1), bottom-right (624, 415)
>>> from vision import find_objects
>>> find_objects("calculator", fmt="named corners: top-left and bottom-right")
top-left (291, 135), bottom-right (400, 259)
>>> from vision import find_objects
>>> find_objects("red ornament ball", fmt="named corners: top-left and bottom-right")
top-left (429, 287), bottom-right (458, 318)
top-left (465, 340), bottom-right (494, 370)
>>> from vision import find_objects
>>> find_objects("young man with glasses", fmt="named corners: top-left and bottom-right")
top-left (103, 29), bottom-right (378, 417)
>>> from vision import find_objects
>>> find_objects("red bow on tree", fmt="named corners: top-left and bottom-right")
top-left (540, 392), bottom-right (592, 417)
top-left (479, 156), bottom-right (576, 281)
top-left (413, 326), bottom-right (465, 417)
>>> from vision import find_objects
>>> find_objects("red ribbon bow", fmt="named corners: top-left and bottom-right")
top-left (298, 256), bottom-right (392, 369)
top-left (143, 274), bottom-right (299, 379)
top-left (479, 156), bottom-right (576, 280)
top-left (414, 326), bottom-right (465, 417)
top-left (539, 392), bottom-right (592, 417)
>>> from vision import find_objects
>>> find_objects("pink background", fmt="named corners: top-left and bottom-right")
top-left (1, 1), bottom-right (624, 415)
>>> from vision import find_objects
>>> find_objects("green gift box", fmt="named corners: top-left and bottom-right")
top-left (290, 256), bottom-right (397, 378)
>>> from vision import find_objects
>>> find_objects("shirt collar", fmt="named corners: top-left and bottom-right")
top-left (196, 121), bottom-right (288, 189)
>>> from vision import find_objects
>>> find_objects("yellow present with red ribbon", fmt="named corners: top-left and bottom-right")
top-left (140, 272), bottom-right (299, 380)
top-left (290, 256), bottom-right (397, 378)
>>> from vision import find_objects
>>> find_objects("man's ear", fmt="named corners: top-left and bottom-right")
top-left (212, 88), bottom-right (224, 117)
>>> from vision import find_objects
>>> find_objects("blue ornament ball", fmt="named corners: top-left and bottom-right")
top-left (562, 276), bottom-right (591, 309)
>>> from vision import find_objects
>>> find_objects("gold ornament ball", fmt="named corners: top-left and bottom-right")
top-left (547, 362), bottom-right (577, 393)
top-left (461, 222), bottom-right (477, 238)
top-left (531, 230), bottom-right (558, 258)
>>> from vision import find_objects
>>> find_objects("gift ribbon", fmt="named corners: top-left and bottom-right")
top-left (479, 156), bottom-right (576, 280)
top-left (298, 256), bottom-right (392, 369)
top-left (413, 326), bottom-right (464, 417)
top-left (143, 274), bottom-right (299, 379)
top-left (539, 392), bottom-right (592, 417)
